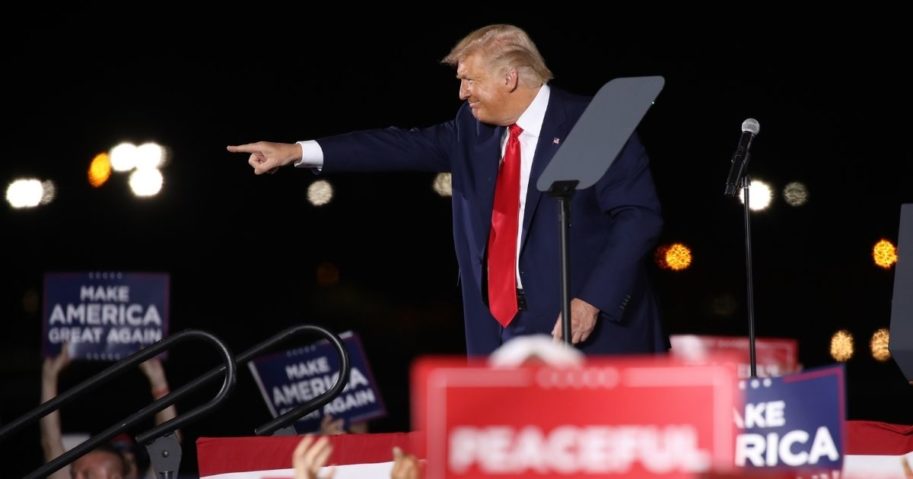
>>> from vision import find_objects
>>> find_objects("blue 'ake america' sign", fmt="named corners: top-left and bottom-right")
top-left (736, 365), bottom-right (845, 473)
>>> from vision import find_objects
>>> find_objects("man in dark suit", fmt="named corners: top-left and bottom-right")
top-left (228, 24), bottom-right (667, 357)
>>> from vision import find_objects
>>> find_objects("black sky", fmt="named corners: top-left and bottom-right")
top-left (2, 10), bottom-right (912, 475)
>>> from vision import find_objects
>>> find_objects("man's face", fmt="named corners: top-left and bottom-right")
top-left (457, 53), bottom-right (511, 126)
top-left (71, 451), bottom-right (124, 479)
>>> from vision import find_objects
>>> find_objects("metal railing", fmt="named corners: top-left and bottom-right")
top-left (0, 329), bottom-right (236, 479)
top-left (248, 325), bottom-right (350, 436)
top-left (2, 324), bottom-right (348, 477)
top-left (136, 324), bottom-right (350, 437)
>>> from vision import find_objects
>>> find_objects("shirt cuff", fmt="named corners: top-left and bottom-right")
top-left (293, 140), bottom-right (324, 168)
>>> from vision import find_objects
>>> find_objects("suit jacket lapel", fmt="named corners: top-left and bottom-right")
top-left (520, 91), bottom-right (568, 254)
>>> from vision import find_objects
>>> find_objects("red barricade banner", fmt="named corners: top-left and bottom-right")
top-left (670, 335), bottom-right (799, 378)
top-left (412, 356), bottom-right (739, 478)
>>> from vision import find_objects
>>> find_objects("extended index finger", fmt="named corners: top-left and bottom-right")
top-left (226, 143), bottom-right (260, 153)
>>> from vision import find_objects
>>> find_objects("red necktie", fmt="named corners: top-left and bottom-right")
top-left (487, 124), bottom-right (523, 327)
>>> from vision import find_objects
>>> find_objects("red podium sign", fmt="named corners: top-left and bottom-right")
top-left (669, 335), bottom-right (799, 378)
top-left (412, 357), bottom-right (738, 478)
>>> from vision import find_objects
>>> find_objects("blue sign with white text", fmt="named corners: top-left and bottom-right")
top-left (248, 331), bottom-right (386, 432)
top-left (735, 365), bottom-right (845, 472)
top-left (42, 272), bottom-right (170, 360)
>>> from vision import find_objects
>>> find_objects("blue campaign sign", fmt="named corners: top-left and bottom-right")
top-left (735, 365), bottom-right (845, 472)
top-left (42, 272), bottom-right (170, 360)
top-left (248, 331), bottom-right (386, 432)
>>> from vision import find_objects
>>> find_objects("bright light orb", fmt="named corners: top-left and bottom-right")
top-left (308, 180), bottom-right (334, 206)
top-left (870, 328), bottom-right (891, 362)
top-left (830, 330), bottom-right (854, 362)
top-left (783, 181), bottom-right (809, 206)
top-left (872, 239), bottom-right (897, 269)
top-left (738, 179), bottom-right (773, 211)
top-left (128, 168), bottom-right (164, 197)
top-left (433, 172), bottom-right (452, 197)
top-left (6, 178), bottom-right (44, 208)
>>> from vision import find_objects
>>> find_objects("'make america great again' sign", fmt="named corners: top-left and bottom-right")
top-left (43, 272), bottom-right (169, 360)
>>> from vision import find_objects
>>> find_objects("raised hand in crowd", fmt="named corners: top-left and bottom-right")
top-left (40, 346), bottom-right (72, 479)
top-left (317, 414), bottom-right (370, 435)
top-left (390, 446), bottom-right (423, 479)
top-left (292, 435), bottom-right (334, 479)
top-left (138, 357), bottom-right (180, 441)
top-left (319, 415), bottom-right (345, 435)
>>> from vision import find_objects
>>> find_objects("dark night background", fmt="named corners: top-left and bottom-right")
top-left (2, 9), bottom-right (911, 476)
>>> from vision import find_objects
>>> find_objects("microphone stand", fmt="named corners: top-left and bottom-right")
top-left (740, 174), bottom-right (758, 378)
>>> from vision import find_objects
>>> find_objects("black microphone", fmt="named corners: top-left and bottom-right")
top-left (724, 118), bottom-right (760, 196)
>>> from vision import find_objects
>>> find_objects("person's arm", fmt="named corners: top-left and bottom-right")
top-left (318, 414), bottom-right (368, 435)
top-left (292, 435), bottom-right (334, 479)
top-left (552, 133), bottom-right (663, 343)
top-left (40, 347), bottom-right (71, 479)
top-left (315, 121), bottom-right (455, 173)
top-left (390, 447), bottom-right (423, 479)
top-left (578, 133), bottom-right (663, 312)
top-left (319, 415), bottom-right (345, 435)
top-left (580, 133), bottom-right (663, 314)
top-left (227, 108), bottom-right (466, 176)
top-left (139, 358), bottom-right (181, 442)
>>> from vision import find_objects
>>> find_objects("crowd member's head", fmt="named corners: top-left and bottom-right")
top-left (70, 445), bottom-right (128, 479)
top-left (488, 334), bottom-right (584, 367)
top-left (111, 433), bottom-right (150, 478)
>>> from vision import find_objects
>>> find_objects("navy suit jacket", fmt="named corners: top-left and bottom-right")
top-left (318, 87), bottom-right (668, 356)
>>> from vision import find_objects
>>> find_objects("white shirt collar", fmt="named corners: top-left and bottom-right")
top-left (514, 84), bottom-right (550, 137)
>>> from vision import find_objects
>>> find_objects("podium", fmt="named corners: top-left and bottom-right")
top-left (890, 204), bottom-right (913, 382)
top-left (536, 76), bottom-right (664, 342)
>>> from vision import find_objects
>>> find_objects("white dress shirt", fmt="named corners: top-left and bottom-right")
top-left (507, 84), bottom-right (550, 288)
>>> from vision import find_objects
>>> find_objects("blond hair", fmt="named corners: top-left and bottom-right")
top-left (442, 24), bottom-right (553, 87)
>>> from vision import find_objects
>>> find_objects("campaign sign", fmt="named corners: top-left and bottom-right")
top-left (248, 331), bottom-right (386, 432)
top-left (670, 335), bottom-right (799, 378)
top-left (412, 356), bottom-right (739, 478)
top-left (735, 366), bottom-right (845, 473)
top-left (43, 272), bottom-right (169, 360)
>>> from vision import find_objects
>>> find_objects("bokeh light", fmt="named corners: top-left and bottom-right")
top-left (738, 179), bottom-right (773, 211)
top-left (40, 180), bottom-right (56, 205)
top-left (872, 239), bottom-right (897, 269)
top-left (128, 168), bottom-right (164, 197)
top-left (830, 330), bottom-right (854, 362)
top-left (110, 142), bottom-right (138, 172)
top-left (5, 178), bottom-right (44, 209)
top-left (88, 152), bottom-right (112, 187)
top-left (308, 180), bottom-right (334, 206)
top-left (135, 142), bottom-right (166, 170)
top-left (783, 181), bottom-right (809, 206)
top-left (655, 243), bottom-right (692, 271)
top-left (433, 172), bottom-right (453, 197)
top-left (665, 243), bottom-right (692, 271)
top-left (870, 328), bottom-right (891, 362)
